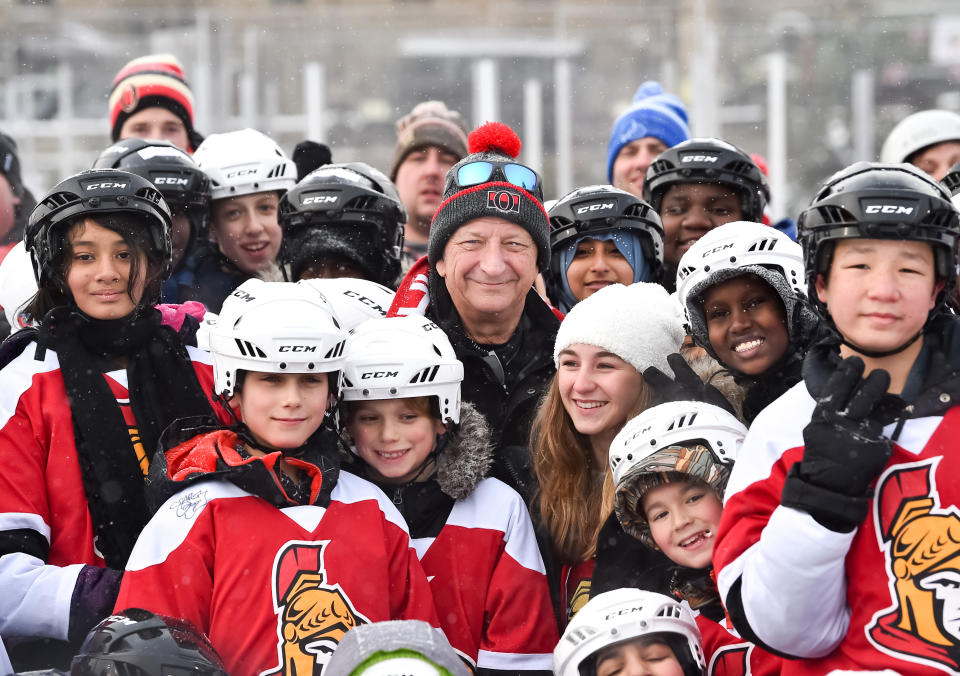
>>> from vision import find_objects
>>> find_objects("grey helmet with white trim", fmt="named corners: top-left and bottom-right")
top-left (553, 588), bottom-right (705, 676)
top-left (609, 401), bottom-right (746, 545)
top-left (208, 278), bottom-right (347, 397)
top-left (340, 315), bottom-right (463, 425)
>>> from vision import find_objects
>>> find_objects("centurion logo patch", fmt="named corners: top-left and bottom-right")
top-left (867, 457), bottom-right (960, 673)
top-left (262, 541), bottom-right (369, 676)
top-left (487, 190), bottom-right (521, 214)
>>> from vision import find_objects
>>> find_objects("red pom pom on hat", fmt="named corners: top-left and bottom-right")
top-left (468, 122), bottom-right (522, 158)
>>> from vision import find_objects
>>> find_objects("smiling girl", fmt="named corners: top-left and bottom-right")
top-left (676, 221), bottom-right (820, 422)
top-left (545, 185), bottom-right (664, 312)
top-left (531, 282), bottom-right (685, 625)
top-left (340, 315), bottom-right (558, 675)
top-left (0, 169), bottom-right (220, 670)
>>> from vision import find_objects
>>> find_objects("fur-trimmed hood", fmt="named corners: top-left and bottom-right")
top-left (341, 401), bottom-right (494, 501)
top-left (434, 401), bottom-right (494, 499)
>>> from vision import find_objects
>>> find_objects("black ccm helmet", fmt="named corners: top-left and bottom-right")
top-left (547, 185), bottom-right (664, 308)
top-left (799, 162), bottom-right (960, 317)
top-left (93, 139), bottom-right (209, 257)
top-left (278, 162), bottom-right (406, 286)
top-left (71, 608), bottom-right (228, 676)
top-left (25, 168), bottom-right (172, 290)
top-left (643, 138), bottom-right (769, 222)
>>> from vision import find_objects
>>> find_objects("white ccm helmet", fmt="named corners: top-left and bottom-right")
top-left (340, 315), bottom-right (463, 425)
top-left (554, 588), bottom-right (706, 676)
top-left (193, 128), bottom-right (297, 201)
top-left (609, 400), bottom-right (747, 544)
top-left (675, 221), bottom-right (805, 357)
top-left (881, 109), bottom-right (960, 164)
top-left (209, 278), bottom-right (347, 397)
top-left (296, 277), bottom-right (396, 332)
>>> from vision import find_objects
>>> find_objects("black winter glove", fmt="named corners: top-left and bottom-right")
top-left (643, 352), bottom-right (737, 416)
top-left (781, 356), bottom-right (893, 532)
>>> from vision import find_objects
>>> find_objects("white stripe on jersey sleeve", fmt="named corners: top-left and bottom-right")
top-left (0, 512), bottom-right (51, 540)
top-left (726, 504), bottom-right (855, 657)
top-left (477, 648), bottom-right (554, 671)
top-left (125, 480), bottom-right (249, 571)
top-left (331, 470), bottom-right (410, 535)
top-left (445, 477), bottom-right (546, 575)
top-left (0, 342), bottom-right (59, 429)
top-left (0, 553), bottom-right (84, 640)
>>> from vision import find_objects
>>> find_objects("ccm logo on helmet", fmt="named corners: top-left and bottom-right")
top-left (85, 182), bottom-right (127, 190)
top-left (154, 176), bottom-right (189, 186)
top-left (302, 195), bottom-right (338, 206)
top-left (576, 202), bottom-right (614, 215)
top-left (681, 155), bottom-right (718, 163)
top-left (864, 204), bottom-right (915, 215)
top-left (278, 345), bottom-right (317, 353)
top-left (231, 289), bottom-right (256, 303)
top-left (487, 190), bottom-right (521, 214)
top-left (701, 242), bottom-right (734, 257)
top-left (361, 371), bottom-right (399, 379)
top-left (604, 607), bottom-right (644, 620)
top-left (343, 290), bottom-right (387, 316)
top-left (226, 168), bottom-right (258, 179)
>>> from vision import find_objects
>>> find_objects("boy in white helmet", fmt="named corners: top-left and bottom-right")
top-left (339, 315), bottom-right (558, 675)
top-left (608, 401), bottom-right (781, 675)
top-left (187, 129), bottom-right (296, 311)
top-left (554, 588), bottom-right (706, 676)
top-left (114, 279), bottom-right (438, 676)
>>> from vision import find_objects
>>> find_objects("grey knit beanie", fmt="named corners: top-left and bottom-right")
top-left (427, 122), bottom-right (550, 271)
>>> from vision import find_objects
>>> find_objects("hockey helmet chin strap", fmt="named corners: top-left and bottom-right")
top-left (840, 329), bottom-right (923, 360)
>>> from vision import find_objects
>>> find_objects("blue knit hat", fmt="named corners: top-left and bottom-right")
top-left (606, 82), bottom-right (690, 183)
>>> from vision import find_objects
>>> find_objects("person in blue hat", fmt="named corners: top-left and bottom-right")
top-left (606, 81), bottom-right (690, 198)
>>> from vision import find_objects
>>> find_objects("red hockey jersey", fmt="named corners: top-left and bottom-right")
top-left (116, 430), bottom-right (439, 676)
top-left (716, 380), bottom-right (960, 674)
top-left (0, 341), bottom-right (217, 641)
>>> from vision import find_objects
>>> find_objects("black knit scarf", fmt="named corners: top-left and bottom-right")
top-left (37, 306), bottom-right (214, 569)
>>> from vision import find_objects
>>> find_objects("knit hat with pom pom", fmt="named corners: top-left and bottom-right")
top-left (428, 122), bottom-right (550, 271)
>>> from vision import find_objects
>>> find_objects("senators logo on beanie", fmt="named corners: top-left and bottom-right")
top-left (427, 122), bottom-right (551, 272)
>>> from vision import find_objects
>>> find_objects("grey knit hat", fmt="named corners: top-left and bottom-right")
top-left (427, 122), bottom-right (550, 271)
top-left (389, 101), bottom-right (469, 181)
top-left (324, 620), bottom-right (471, 676)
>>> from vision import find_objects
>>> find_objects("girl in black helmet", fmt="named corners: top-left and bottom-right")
top-left (0, 169), bottom-right (221, 671)
top-left (715, 162), bottom-right (960, 673)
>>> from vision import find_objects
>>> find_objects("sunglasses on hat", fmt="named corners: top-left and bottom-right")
top-left (455, 160), bottom-right (538, 193)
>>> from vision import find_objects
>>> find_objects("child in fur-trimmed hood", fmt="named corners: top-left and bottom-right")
top-left (339, 315), bottom-right (558, 676)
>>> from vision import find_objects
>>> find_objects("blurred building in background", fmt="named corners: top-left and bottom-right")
top-left (0, 0), bottom-right (958, 220)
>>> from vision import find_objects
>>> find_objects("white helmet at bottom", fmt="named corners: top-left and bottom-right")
top-left (554, 588), bottom-right (705, 676)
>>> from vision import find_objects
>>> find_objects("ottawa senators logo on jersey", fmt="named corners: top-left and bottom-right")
top-left (261, 541), bottom-right (369, 676)
top-left (868, 458), bottom-right (960, 673)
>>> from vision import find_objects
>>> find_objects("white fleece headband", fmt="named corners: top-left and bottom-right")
top-left (554, 282), bottom-right (685, 375)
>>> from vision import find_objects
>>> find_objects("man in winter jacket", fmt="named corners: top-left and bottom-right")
top-left (390, 121), bottom-right (560, 500)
